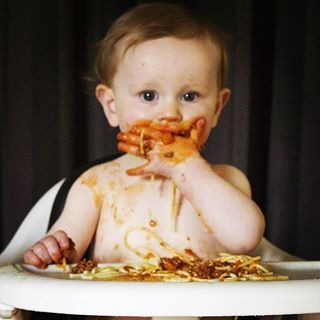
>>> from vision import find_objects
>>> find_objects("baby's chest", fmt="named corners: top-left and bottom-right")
top-left (94, 178), bottom-right (220, 262)
top-left (106, 177), bottom-right (214, 236)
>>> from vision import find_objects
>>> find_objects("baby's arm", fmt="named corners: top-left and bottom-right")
top-left (118, 119), bottom-right (265, 254)
top-left (23, 175), bottom-right (101, 268)
top-left (172, 157), bottom-right (265, 253)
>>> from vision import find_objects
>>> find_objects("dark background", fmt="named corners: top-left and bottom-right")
top-left (1, 0), bottom-right (319, 260)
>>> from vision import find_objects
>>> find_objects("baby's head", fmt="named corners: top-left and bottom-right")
top-left (94, 3), bottom-right (229, 89)
top-left (95, 3), bottom-right (231, 144)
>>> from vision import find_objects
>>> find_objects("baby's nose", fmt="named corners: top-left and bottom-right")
top-left (157, 103), bottom-right (182, 122)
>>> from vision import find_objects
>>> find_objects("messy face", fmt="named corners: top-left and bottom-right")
top-left (101, 37), bottom-right (229, 146)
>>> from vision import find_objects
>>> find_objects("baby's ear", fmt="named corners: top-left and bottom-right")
top-left (211, 87), bottom-right (231, 128)
top-left (95, 84), bottom-right (118, 127)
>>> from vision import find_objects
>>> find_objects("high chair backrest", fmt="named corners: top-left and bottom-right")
top-left (0, 180), bottom-right (65, 266)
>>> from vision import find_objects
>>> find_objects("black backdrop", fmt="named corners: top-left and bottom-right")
top-left (1, 0), bottom-right (319, 260)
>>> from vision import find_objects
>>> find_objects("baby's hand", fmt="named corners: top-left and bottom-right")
top-left (23, 230), bottom-right (76, 269)
top-left (117, 118), bottom-right (205, 177)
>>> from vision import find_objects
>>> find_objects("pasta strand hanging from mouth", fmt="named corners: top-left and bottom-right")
top-left (150, 173), bottom-right (155, 187)
top-left (139, 130), bottom-right (145, 155)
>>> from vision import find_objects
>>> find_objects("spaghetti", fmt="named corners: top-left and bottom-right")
top-left (69, 253), bottom-right (289, 282)
top-left (171, 182), bottom-right (179, 232)
top-left (139, 129), bottom-right (145, 155)
top-left (123, 226), bottom-right (188, 260)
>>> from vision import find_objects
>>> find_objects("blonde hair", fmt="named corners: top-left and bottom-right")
top-left (93, 3), bottom-right (230, 89)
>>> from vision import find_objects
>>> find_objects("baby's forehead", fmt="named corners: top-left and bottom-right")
top-left (117, 35), bottom-right (221, 69)
top-left (122, 35), bottom-right (218, 54)
top-left (112, 36), bottom-right (221, 89)
top-left (106, 34), bottom-right (224, 89)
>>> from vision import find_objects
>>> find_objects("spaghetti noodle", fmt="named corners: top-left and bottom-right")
top-left (69, 253), bottom-right (289, 282)
top-left (123, 226), bottom-right (188, 259)
top-left (171, 182), bottom-right (178, 232)
top-left (139, 130), bottom-right (145, 155)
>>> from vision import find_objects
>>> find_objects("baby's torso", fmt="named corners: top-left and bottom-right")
top-left (83, 155), bottom-right (225, 263)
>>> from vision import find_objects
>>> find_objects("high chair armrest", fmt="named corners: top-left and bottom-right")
top-left (0, 180), bottom-right (65, 266)
top-left (0, 302), bottom-right (17, 319)
top-left (251, 237), bottom-right (302, 261)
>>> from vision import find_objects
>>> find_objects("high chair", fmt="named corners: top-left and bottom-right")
top-left (0, 156), bottom-right (318, 319)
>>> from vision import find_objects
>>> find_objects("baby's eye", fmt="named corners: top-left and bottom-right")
top-left (140, 90), bottom-right (158, 102)
top-left (181, 92), bottom-right (199, 102)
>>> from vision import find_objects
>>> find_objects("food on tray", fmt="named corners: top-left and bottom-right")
top-left (69, 253), bottom-right (289, 282)
top-left (71, 259), bottom-right (97, 274)
top-left (56, 237), bottom-right (76, 270)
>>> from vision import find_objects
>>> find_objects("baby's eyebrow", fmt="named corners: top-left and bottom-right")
top-left (128, 81), bottom-right (159, 91)
top-left (140, 80), bottom-right (159, 87)
top-left (180, 83), bottom-right (208, 91)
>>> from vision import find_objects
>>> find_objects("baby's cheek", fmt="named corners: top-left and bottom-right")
top-left (118, 117), bottom-right (136, 133)
top-left (120, 111), bottom-right (151, 132)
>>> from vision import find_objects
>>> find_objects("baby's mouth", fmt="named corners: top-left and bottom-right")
top-left (118, 118), bottom-right (205, 160)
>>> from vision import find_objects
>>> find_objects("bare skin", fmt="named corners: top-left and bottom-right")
top-left (24, 152), bottom-right (263, 266)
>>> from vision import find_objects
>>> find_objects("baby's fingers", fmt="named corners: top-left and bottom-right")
top-left (53, 230), bottom-right (71, 250)
top-left (126, 163), bottom-right (149, 176)
top-left (53, 230), bottom-right (76, 261)
top-left (41, 236), bottom-right (62, 263)
top-left (117, 132), bottom-right (151, 148)
top-left (130, 126), bottom-right (174, 145)
top-left (32, 242), bottom-right (53, 265)
top-left (23, 249), bottom-right (47, 269)
top-left (118, 142), bottom-right (141, 156)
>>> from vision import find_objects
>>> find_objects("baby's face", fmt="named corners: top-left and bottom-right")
top-left (107, 37), bottom-right (229, 145)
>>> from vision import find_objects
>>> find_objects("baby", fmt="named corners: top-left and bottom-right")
top-left (23, 2), bottom-right (265, 317)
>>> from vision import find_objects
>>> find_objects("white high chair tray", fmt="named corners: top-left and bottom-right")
top-left (1, 261), bottom-right (320, 317)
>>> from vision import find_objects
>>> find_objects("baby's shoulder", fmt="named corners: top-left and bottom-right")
top-left (211, 164), bottom-right (252, 197)
top-left (69, 155), bottom-right (145, 196)
top-left (79, 156), bottom-right (124, 183)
